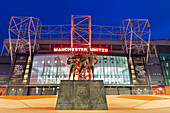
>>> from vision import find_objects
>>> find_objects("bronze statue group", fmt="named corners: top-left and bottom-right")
top-left (67, 52), bottom-right (98, 80)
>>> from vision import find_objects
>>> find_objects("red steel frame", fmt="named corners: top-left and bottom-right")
top-left (8, 16), bottom-right (42, 63)
top-left (71, 15), bottom-right (91, 49)
top-left (118, 19), bottom-right (151, 63)
top-left (5, 16), bottom-right (152, 64)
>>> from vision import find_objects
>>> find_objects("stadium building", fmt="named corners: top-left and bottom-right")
top-left (0, 15), bottom-right (170, 96)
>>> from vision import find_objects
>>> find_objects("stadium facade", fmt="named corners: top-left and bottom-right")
top-left (0, 16), bottom-right (170, 96)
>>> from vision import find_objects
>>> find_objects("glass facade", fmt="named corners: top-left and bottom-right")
top-left (160, 53), bottom-right (170, 85)
top-left (30, 54), bottom-right (69, 84)
top-left (95, 55), bottom-right (130, 84)
top-left (30, 53), bottom-right (131, 85)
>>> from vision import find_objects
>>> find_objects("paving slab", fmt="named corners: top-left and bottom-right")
top-left (0, 95), bottom-right (170, 112)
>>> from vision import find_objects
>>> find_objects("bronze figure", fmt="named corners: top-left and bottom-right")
top-left (67, 52), bottom-right (77, 80)
top-left (78, 52), bottom-right (88, 80)
top-left (88, 52), bottom-right (98, 80)
top-left (67, 52), bottom-right (98, 80)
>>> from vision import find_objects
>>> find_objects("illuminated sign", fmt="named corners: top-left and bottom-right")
top-left (53, 47), bottom-right (109, 53)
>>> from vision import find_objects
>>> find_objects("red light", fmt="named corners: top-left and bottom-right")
top-left (90, 48), bottom-right (108, 53)
top-left (53, 47), bottom-right (109, 53)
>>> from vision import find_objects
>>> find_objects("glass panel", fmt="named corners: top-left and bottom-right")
top-left (159, 53), bottom-right (170, 85)
top-left (30, 54), bottom-right (131, 85)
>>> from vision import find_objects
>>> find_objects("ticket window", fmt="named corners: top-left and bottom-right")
top-left (158, 88), bottom-right (165, 95)
top-left (28, 87), bottom-right (42, 95)
top-left (153, 88), bottom-right (165, 95)
top-left (56, 87), bottom-right (59, 95)
top-left (1, 90), bottom-right (5, 96)
top-left (0, 87), bottom-right (6, 96)
top-left (153, 90), bottom-right (158, 95)
top-left (8, 88), bottom-right (17, 96)
top-left (17, 88), bottom-right (24, 95)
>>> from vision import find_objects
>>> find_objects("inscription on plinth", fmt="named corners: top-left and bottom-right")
top-left (56, 80), bottom-right (108, 110)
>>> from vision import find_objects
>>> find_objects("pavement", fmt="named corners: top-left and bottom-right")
top-left (0, 95), bottom-right (170, 113)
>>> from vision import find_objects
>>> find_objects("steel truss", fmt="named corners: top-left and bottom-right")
top-left (5, 16), bottom-right (152, 64)
top-left (91, 25), bottom-right (122, 40)
top-left (41, 25), bottom-right (71, 39)
top-left (39, 24), bottom-right (120, 40)
top-left (71, 15), bottom-right (91, 49)
top-left (8, 16), bottom-right (42, 63)
top-left (118, 19), bottom-right (151, 63)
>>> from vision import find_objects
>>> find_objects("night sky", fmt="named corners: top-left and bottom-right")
top-left (0, 0), bottom-right (170, 51)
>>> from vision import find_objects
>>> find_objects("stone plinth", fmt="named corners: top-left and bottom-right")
top-left (55, 80), bottom-right (108, 110)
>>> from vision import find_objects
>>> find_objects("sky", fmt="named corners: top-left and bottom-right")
top-left (0, 0), bottom-right (170, 51)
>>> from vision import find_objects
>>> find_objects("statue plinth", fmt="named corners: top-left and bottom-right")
top-left (55, 80), bottom-right (108, 110)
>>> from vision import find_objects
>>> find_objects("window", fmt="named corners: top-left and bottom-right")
top-left (160, 53), bottom-right (170, 85)
top-left (30, 54), bottom-right (131, 85)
